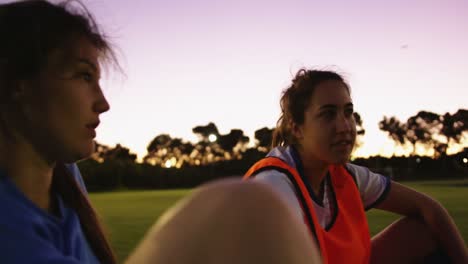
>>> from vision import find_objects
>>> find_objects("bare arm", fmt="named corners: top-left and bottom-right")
top-left (376, 181), bottom-right (467, 264)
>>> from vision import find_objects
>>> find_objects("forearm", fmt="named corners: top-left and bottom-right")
top-left (375, 181), bottom-right (467, 263)
top-left (421, 200), bottom-right (468, 263)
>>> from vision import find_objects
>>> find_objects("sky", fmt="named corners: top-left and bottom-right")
top-left (77, 0), bottom-right (467, 159)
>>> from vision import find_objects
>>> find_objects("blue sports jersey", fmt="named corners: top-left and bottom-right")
top-left (0, 164), bottom-right (99, 264)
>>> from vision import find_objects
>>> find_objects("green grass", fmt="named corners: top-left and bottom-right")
top-left (90, 180), bottom-right (468, 262)
top-left (90, 189), bottom-right (189, 262)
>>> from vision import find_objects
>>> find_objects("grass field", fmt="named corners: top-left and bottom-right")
top-left (90, 179), bottom-right (468, 262)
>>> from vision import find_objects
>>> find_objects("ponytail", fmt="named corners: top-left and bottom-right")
top-left (271, 113), bottom-right (291, 148)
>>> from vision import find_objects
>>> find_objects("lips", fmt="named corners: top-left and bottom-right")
top-left (332, 139), bottom-right (353, 146)
top-left (86, 121), bottom-right (100, 130)
top-left (85, 121), bottom-right (100, 138)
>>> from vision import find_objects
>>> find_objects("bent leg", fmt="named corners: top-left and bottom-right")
top-left (370, 216), bottom-right (446, 264)
top-left (125, 179), bottom-right (321, 264)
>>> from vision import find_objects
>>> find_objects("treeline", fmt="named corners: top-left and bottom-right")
top-left (78, 110), bottom-right (468, 191)
top-left (380, 109), bottom-right (467, 157)
top-left (79, 150), bottom-right (264, 191)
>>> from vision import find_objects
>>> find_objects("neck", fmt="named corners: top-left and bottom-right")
top-left (296, 147), bottom-right (329, 196)
top-left (0, 135), bottom-right (55, 212)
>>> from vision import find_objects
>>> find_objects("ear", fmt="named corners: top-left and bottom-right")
top-left (290, 121), bottom-right (303, 141)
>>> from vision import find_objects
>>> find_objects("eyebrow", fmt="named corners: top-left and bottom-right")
top-left (318, 102), bottom-right (354, 111)
top-left (76, 58), bottom-right (98, 72)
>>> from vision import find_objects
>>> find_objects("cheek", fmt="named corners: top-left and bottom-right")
top-left (21, 98), bottom-right (55, 137)
top-left (44, 90), bottom-right (85, 131)
top-left (28, 96), bottom-right (78, 144)
top-left (307, 130), bottom-right (329, 150)
top-left (25, 84), bottom-right (65, 124)
top-left (321, 133), bottom-right (334, 150)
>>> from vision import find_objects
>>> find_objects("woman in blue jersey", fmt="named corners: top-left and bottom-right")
top-left (0, 1), bottom-right (117, 263)
top-left (0, 1), bottom-right (322, 263)
top-left (246, 69), bottom-right (467, 263)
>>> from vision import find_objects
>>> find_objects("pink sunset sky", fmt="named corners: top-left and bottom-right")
top-left (79, 0), bottom-right (467, 159)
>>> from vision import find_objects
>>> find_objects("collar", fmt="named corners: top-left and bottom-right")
top-left (288, 145), bottom-right (326, 206)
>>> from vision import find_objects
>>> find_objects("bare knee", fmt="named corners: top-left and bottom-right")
top-left (126, 179), bottom-right (321, 264)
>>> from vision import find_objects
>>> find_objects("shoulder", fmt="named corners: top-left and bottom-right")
top-left (0, 175), bottom-right (43, 227)
top-left (345, 163), bottom-right (391, 210)
top-left (345, 163), bottom-right (388, 187)
top-left (345, 163), bottom-right (374, 179)
top-left (254, 169), bottom-right (294, 189)
top-left (253, 169), bottom-right (303, 221)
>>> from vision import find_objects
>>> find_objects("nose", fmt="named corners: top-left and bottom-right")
top-left (335, 113), bottom-right (352, 133)
top-left (93, 85), bottom-right (110, 114)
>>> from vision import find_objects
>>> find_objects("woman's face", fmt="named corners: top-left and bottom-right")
top-left (20, 37), bottom-right (110, 163)
top-left (293, 80), bottom-right (356, 165)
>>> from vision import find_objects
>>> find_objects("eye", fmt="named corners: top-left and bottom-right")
top-left (320, 110), bottom-right (336, 120)
top-left (344, 108), bottom-right (354, 117)
top-left (82, 72), bottom-right (93, 82)
top-left (77, 71), bottom-right (95, 83)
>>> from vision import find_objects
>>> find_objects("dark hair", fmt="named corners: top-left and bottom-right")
top-left (0, 1), bottom-right (117, 263)
top-left (271, 69), bottom-right (350, 147)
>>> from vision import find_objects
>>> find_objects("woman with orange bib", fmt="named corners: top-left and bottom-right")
top-left (245, 69), bottom-right (467, 264)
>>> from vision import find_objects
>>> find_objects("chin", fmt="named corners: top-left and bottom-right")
top-left (332, 160), bottom-right (348, 166)
top-left (61, 152), bottom-right (91, 163)
top-left (331, 154), bottom-right (351, 165)
top-left (78, 147), bottom-right (95, 160)
top-left (62, 145), bottom-right (95, 163)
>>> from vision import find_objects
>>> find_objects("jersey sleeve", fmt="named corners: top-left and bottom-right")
top-left (252, 170), bottom-right (304, 221)
top-left (345, 163), bottom-right (391, 210)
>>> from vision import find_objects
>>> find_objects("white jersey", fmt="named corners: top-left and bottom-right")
top-left (253, 146), bottom-right (391, 229)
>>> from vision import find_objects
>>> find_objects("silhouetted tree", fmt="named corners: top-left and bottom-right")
top-left (405, 111), bottom-right (439, 155)
top-left (380, 110), bottom-right (467, 157)
top-left (440, 109), bottom-right (468, 154)
top-left (217, 129), bottom-right (250, 159)
top-left (147, 134), bottom-right (172, 152)
top-left (353, 112), bottom-right (366, 153)
top-left (379, 116), bottom-right (407, 145)
top-left (145, 134), bottom-right (197, 168)
top-left (192, 122), bottom-right (220, 142)
top-left (354, 112), bottom-right (365, 136)
top-left (92, 142), bottom-right (136, 163)
top-left (104, 144), bottom-right (137, 162)
top-left (144, 134), bottom-right (175, 166)
top-left (254, 127), bottom-right (274, 152)
top-left (190, 123), bottom-right (221, 164)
